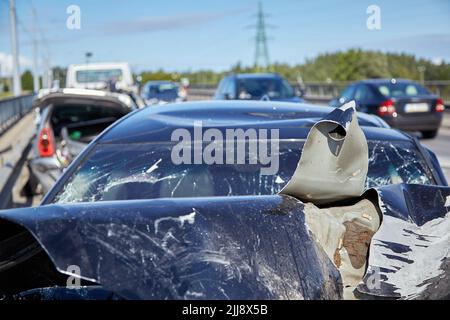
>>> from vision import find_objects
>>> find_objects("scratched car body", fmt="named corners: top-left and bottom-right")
top-left (0, 101), bottom-right (449, 300)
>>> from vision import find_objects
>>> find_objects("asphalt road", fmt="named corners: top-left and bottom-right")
top-left (421, 112), bottom-right (450, 181)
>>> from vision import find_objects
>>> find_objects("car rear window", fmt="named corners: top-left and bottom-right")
top-left (376, 82), bottom-right (430, 98)
top-left (50, 104), bottom-right (126, 139)
top-left (146, 83), bottom-right (179, 98)
top-left (76, 69), bottom-right (123, 83)
top-left (52, 140), bottom-right (435, 203)
top-left (237, 78), bottom-right (295, 99)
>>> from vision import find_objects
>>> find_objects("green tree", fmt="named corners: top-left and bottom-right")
top-left (137, 49), bottom-right (450, 85)
top-left (21, 70), bottom-right (34, 92)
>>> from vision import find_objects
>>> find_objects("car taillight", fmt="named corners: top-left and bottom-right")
top-left (38, 127), bottom-right (55, 157)
top-left (377, 99), bottom-right (397, 117)
top-left (436, 98), bottom-right (445, 112)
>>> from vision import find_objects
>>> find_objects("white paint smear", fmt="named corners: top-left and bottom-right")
top-left (445, 195), bottom-right (450, 208)
top-left (367, 212), bottom-right (450, 298)
top-left (154, 208), bottom-right (197, 234)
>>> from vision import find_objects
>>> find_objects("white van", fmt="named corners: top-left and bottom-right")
top-left (66, 62), bottom-right (137, 93)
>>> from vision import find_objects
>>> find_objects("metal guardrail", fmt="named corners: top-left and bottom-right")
top-left (0, 94), bottom-right (35, 136)
top-left (0, 94), bottom-right (35, 208)
top-left (189, 81), bottom-right (450, 107)
top-left (187, 87), bottom-right (330, 105)
top-left (301, 81), bottom-right (450, 106)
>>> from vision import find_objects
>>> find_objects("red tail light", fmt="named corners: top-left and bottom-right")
top-left (38, 127), bottom-right (55, 157)
top-left (436, 98), bottom-right (445, 112)
top-left (377, 99), bottom-right (397, 117)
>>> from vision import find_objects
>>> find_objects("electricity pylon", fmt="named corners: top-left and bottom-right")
top-left (253, 2), bottom-right (270, 70)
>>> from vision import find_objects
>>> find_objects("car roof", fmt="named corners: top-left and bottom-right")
top-left (359, 79), bottom-right (418, 85)
top-left (232, 73), bottom-right (282, 79)
top-left (98, 100), bottom-right (411, 144)
top-left (68, 62), bottom-right (130, 70)
top-left (145, 80), bottom-right (176, 85)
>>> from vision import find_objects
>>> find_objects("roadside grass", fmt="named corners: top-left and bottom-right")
top-left (0, 92), bottom-right (13, 99)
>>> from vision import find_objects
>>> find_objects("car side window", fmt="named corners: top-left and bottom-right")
top-left (223, 78), bottom-right (235, 99)
top-left (340, 84), bottom-right (356, 101)
top-left (354, 85), bottom-right (367, 101)
top-left (216, 78), bottom-right (228, 98)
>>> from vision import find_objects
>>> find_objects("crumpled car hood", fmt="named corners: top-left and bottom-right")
top-left (0, 184), bottom-right (449, 299)
top-left (359, 184), bottom-right (450, 299)
top-left (0, 195), bottom-right (342, 300)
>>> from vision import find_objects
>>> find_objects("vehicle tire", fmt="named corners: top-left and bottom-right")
top-left (421, 130), bottom-right (438, 139)
top-left (21, 165), bottom-right (39, 196)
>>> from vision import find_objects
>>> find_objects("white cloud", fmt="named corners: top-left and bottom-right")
top-left (0, 52), bottom-right (32, 77)
top-left (432, 57), bottom-right (444, 65)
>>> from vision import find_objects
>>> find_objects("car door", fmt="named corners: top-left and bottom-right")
top-left (214, 77), bottom-right (229, 99)
top-left (331, 84), bottom-right (356, 107)
top-left (223, 77), bottom-right (236, 100)
top-left (354, 84), bottom-right (381, 114)
top-left (354, 84), bottom-right (370, 111)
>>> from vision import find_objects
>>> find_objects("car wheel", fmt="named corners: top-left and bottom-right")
top-left (21, 165), bottom-right (40, 196)
top-left (421, 130), bottom-right (438, 139)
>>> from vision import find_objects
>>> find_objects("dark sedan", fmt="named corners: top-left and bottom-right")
top-left (330, 79), bottom-right (445, 138)
top-left (141, 81), bottom-right (184, 105)
top-left (214, 73), bottom-right (304, 103)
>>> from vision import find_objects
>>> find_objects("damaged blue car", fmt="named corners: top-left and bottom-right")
top-left (0, 100), bottom-right (448, 300)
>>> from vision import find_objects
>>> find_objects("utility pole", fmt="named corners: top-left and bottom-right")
top-left (32, 5), bottom-right (40, 93)
top-left (9, 0), bottom-right (21, 96)
top-left (42, 56), bottom-right (52, 89)
top-left (253, 2), bottom-right (270, 70)
top-left (418, 66), bottom-right (426, 84)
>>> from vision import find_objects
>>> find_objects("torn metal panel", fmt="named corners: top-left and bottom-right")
top-left (280, 101), bottom-right (368, 204)
top-left (303, 199), bottom-right (380, 299)
top-left (358, 184), bottom-right (450, 299)
top-left (0, 195), bottom-right (342, 300)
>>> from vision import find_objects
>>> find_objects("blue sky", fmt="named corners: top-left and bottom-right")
top-left (0, 0), bottom-right (449, 74)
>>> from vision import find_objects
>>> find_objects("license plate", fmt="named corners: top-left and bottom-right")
top-left (404, 103), bottom-right (429, 113)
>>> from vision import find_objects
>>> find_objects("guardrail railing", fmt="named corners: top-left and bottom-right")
top-left (301, 81), bottom-right (450, 105)
top-left (0, 94), bottom-right (35, 136)
top-left (189, 81), bottom-right (450, 107)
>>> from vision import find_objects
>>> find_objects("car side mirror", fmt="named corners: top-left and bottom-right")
top-left (224, 93), bottom-right (231, 100)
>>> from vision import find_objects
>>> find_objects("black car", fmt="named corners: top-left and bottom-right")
top-left (330, 79), bottom-right (445, 138)
top-left (141, 81), bottom-right (183, 105)
top-left (214, 73), bottom-right (304, 103)
top-left (0, 101), bottom-right (449, 300)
